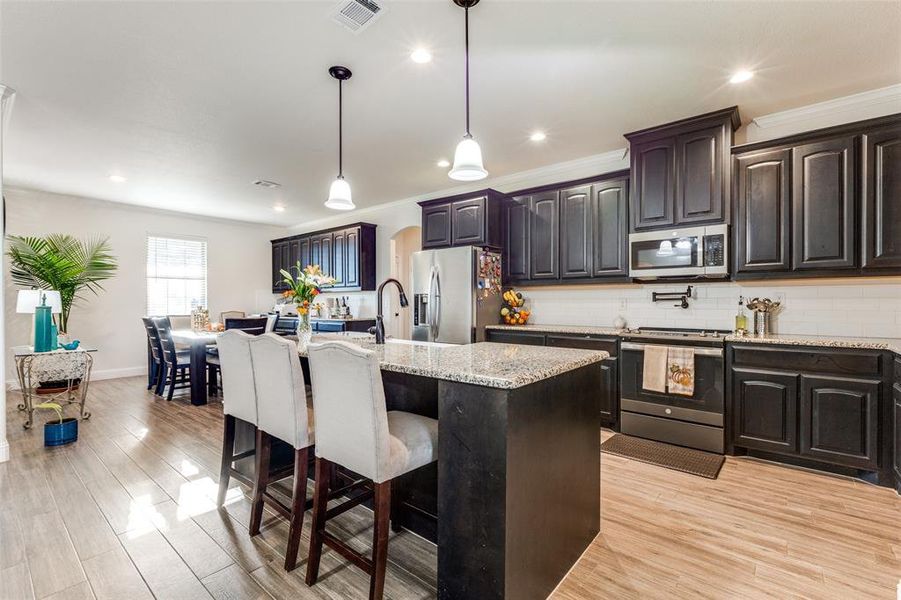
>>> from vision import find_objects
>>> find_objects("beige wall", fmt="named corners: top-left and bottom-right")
top-left (4, 188), bottom-right (286, 382)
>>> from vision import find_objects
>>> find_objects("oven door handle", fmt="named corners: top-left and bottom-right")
top-left (620, 342), bottom-right (722, 357)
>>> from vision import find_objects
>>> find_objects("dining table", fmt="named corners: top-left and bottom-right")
top-left (169, 329), bottom-right (219, 405)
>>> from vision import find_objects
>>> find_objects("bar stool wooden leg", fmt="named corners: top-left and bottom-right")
top-left (217, 414), bottom-right (236, 507)
top-left (305, 457), bottom-right (332, 586)
top-left (249, 429), bottom-right (271, 536)
top-left (370, 481), bottom-right (391, 600)
top-left (284, 446), bottom-right (310, 571)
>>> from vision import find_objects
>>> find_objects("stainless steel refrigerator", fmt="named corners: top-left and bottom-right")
top-left (411, 246), bottom-right (503, 344)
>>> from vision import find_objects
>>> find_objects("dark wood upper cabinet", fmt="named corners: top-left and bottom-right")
top-left (792, 136), bottom-right (856, 270)
top-left (419, 190), bottom-right (504, 249)
top-left (504, 196), bottom-right (530, 283)
top-left (332, 229), bottom-right (346, 286)
top-left (676, 125), bottom-right (726, 224)
top-left (421, 204), bottom-right (452, 248)
top-left (299, 237), bottom-right (311, 273)
top-left (862, 124), bottom-right (901, 269)
top-left (450, 197), bottom-right (487, 245)
top-left (501, 172), bottom-right (629, 285)
top-left (343, 226), bottom-right (362, 289)
top-left (559, 185), bottom-right (593, 278)
top-left (734, 148), bottom-right (792, 273)
top-left (799, 375), bottom-right (879, 470)
top-left (631, 137), bottom-right (676, 230)
top-left (732, 113), bottom-right (901, 280)
top-left (529, 191), bottom-right (560, 280)
top-left (271, 223), bottom-right (376, 292)
top-left (626, 106), bottom-right (740, 232)
top-left (591, 178), bottom-right (629, 277)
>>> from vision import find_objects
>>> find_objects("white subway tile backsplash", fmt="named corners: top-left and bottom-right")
top-left (519, 280), bottom-right (901, 339)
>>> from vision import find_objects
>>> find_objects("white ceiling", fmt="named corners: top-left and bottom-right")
top-left (2, 1), bottom-right (899, 226)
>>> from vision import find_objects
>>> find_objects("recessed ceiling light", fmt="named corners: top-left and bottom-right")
top-left (729, 70), bottom-right (754, 84)
top-left (273, 205), bottom-right (286, 213)
top-left (411, 48), bottom-right (432, 64)
top-left (436, 159), bottom-right (450, 168)
top-left (108, 175), bottom-right (126, 183)
top-left (529, 131), bottom-right (547, 142)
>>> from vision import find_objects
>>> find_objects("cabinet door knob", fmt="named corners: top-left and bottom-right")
top-left (665, 408), bottom-right (672, 415)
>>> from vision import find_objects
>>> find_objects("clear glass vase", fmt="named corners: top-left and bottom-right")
top-left (296, 311), bottom-right (312, 348)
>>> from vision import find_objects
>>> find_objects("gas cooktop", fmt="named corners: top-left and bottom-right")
top-left (620, 327), bottom-right (731, 344)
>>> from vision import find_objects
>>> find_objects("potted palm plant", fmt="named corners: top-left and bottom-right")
top-left (35, 401), bottom-right (79, 446)
top-left (7, 234), bottom-right (118, 335)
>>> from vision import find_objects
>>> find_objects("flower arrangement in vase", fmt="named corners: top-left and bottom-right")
top-left (280, 263), bottom-right (337, 345)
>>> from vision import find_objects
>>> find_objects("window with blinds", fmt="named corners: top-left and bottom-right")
top-left (146, 235), bottom-right (208, 316)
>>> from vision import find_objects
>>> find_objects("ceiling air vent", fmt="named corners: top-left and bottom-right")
top-left (331, 0), bottom-right (384, 34)
top-left (253, 179), bottom-right (282, 189)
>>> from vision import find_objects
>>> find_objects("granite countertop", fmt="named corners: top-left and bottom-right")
top-left (485, 324), bottom-right (900, 355)
top-left (486, 324), bottom-right (623, 336)
top-left (725, 333), bottom-right (901, 354)
top-left (298, 336), bottom-right (608, 389)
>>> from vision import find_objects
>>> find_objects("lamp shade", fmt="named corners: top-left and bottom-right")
top-left (17, 290), bottom-right (62, 314)
top-left (449, 136), bottom-right (488, 181)
top-left (324, 177), bottom-right (355, 211)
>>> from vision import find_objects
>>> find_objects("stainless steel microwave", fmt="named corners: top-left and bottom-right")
top-left (628, 224), bottom-right (729, 279)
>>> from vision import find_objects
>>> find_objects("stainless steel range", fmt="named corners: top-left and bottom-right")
top-left (619, 327), bottom-right (728, 453)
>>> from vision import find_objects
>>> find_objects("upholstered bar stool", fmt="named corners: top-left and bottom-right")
top-left (248, 333), bottom-right (314, 571)
top-left (215, 330), bottom-right (259, 508)
top-left (305, 341), bottom-right (438, 600)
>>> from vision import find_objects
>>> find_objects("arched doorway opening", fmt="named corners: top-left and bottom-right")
top-left (386, 226), bottom-right (421, 339)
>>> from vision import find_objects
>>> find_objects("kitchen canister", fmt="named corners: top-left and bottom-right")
top-left (753, 311), bottom-right (771, 336)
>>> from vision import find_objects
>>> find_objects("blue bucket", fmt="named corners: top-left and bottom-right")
top-left (44, 418), bottom-right (78, 447)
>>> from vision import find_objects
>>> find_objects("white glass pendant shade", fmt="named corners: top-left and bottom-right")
top-left (656, 240), bottom-right (674, 257)
top-left (324, 176), bottom-right (355, 210)
top-left (448, 136), bottom-right (488, 181)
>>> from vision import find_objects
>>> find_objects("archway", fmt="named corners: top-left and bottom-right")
top-left (386, 226), bottom-right (421, 339)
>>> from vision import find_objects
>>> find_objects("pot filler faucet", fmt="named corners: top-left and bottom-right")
top-left (370, 278), bottom-right (408, 344)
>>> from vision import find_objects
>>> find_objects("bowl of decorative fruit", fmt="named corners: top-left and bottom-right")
top-left (500, 289), bottom-right (530, 325)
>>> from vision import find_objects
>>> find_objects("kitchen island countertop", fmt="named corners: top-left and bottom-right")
top-left (299, 336), bottom-right (608, 389)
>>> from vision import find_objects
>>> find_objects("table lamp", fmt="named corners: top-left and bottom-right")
top-left (17, 290), bottom-right (63, 352)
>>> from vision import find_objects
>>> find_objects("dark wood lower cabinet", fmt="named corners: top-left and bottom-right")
top-left (894, 380), bottom-right (901, 491)
top-left (799, 375), bottom-right (879, 470)
top-left (729, 344), bottom-right (892, 483)
top-left (732, 368), bottom-right (798, 453)
top-left (486, 329), bottom-right (619, 426)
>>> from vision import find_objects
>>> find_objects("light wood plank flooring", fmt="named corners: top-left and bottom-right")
top-left (2, 376), bottom-right (899, 599)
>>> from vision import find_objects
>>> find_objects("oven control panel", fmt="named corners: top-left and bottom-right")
top-left (703, 234), bottom-right (725, 267)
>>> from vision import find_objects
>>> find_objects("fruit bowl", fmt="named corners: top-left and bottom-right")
top-left (500, 289), bottom-right (530, 325)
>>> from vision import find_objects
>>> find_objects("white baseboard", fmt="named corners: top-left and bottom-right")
top-left (6, 366), bottom-right (146, 391)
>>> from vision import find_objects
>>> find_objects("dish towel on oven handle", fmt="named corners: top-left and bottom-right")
top-left (667, 346), bottom-right (695, 396)
top-left (641, 345), bottom-right (668, 393)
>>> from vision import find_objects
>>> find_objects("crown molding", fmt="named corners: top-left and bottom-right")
top-left (748, 84), bottom-right (901, 141)
top-left (289, 148), bottom-right (629, 231)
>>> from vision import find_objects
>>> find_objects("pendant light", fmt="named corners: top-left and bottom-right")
top-left (449, 0), bottom-right (488, 181)
top-left (325, 65), bottom-right (355, 210)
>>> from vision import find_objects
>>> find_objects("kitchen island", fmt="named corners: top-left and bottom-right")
top-left (296, 337), bottom-right (608, 600)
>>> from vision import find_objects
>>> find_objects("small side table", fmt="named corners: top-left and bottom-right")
top-left (12, 346), bottom-right (97, 429)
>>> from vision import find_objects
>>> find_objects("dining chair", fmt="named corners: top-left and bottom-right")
top-left (152, 316), bottom-right (193, 401)
top-left (248, 333), bottom-right (314, 571)
top-left (142, 317), bottom-right (165, 393)
top-left (305, 340), bottom-right (438, 600)
top-left (220, 310), bottom-right (245, 323)
top-left (224, 317), bottom-right (269, 335)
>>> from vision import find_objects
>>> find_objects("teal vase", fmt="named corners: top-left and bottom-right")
top-left (50, 324), bottom-right (59, 350)
top-left (34, 305), bottom-right (53, 352)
